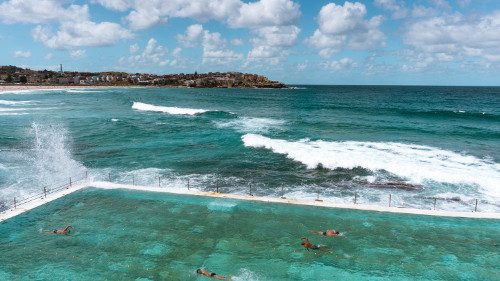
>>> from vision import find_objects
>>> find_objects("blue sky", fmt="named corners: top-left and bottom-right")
top-left (1, 0), bottom-right (500, 85)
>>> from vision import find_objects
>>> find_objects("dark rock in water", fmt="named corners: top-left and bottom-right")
top-left (357, 181), bottom-right (423, 191)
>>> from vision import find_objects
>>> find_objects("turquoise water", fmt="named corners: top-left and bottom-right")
top-left (1, 86), bottom-right (499, 212)
top-left (1, 188), bottom-right (498, 280)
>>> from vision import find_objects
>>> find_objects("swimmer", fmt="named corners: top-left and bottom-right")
top-left (300, 237), bottom-right (331, 252)
top-left (196, 269), bottom-right (232, 280)
top-left (311, 229), bottom-right (342, 237)
top-left (44, 225), bottom-right (73, 235)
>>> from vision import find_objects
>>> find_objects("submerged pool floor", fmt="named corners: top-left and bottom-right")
top-left (1, 187), bottom-right (499, 280)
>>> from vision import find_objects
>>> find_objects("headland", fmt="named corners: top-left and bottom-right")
top-left (0, 65), bottom-right (287, 89)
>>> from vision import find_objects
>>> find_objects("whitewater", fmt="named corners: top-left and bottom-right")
top-left (0, 86), bottom-right (499, 213)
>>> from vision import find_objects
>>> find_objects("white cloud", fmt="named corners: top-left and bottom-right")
top-left (228, 0), bottom-right (300, 28)
top-left (14, 50), bottom-right (31, 58)
top-left (320, 57), bottom-right (358, 71)
top-left (411, 5), bottom-right (438, 18)
top-left (251, 25), bottom-right (300, 48)
top-left (427, 0), bottom-right (451, 11)
top-left (0, 0), bottom-right (133, 50)
top-left (44, 53), bottom-right (54, 60)
top-left (171, 47), bottom-right (182, 57)
top-left (402, 11), bottom-right (500, 64)
top-left (129, 44), bottom-right (140, 55)
top-left (305, 2), bottom-right (386, 58)
top-left (70, 49), bottom-right (86, 60)
top-left (170, 0), bottom-right (242, 22)
top-left (230, 38), bottom-right (244, 46)
top-left (94, 0), bottom-right (300, 31)
top-left (374, 0), bottom-right (409, 19)
top-left (91, 0), bottom-right (130, 12)
top-left (175, 24), bottom-right (243, 65)
top-left (458, 0), bottom-right (471, 8)
top-left (125, 7), bottom-right (168, 30)
top-left (296, 61), bottom-right (307, 71)
top-left (246, 25), bottom-right (300, 65)
top-left (31, 21), bottom-right (134, 50)
top-left (175, 24), bottom-right (204, 48)
top-left (94, 0), bottom-right (241, 30)
top-left (201, 28), bottom-right (244, 65)
top-left (94, 0), bottom-right (301, 65)
top-left (120, 38), bottom-right (170, 68)
top-left (0, 0), bottom-right (89, 24)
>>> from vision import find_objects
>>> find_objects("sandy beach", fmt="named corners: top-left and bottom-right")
top-left (0, 85), bottom-right (143, 91)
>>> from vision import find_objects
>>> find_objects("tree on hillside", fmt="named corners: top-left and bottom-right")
top-left (6, 75), bottom-right (12, 83)
top-left (20, 76), bottom-right (27, 84)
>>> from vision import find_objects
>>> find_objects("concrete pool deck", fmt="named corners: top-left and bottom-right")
top-left (2, 181), bottom-right (500, 221)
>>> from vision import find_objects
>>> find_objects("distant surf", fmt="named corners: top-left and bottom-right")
top-left (132, 102), bottom-right (210, 115)
top-left (0, 100), bottom-right (36, 105)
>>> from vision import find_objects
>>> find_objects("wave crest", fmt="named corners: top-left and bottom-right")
top-left (132, 102), bottom-right (209, 115)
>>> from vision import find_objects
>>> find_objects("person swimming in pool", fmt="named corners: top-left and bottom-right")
top-left (311, 229), bottom-right (342, 237)
top-left (44, 225), bottom-right (73, 235)
top-left (196, 269), bottom-right (232, 280)
top-left (300, 237), bottom-right (331, 252)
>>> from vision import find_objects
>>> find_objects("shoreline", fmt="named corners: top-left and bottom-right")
top-left (0, 85), bottom-right (144, 92)
top-left (2, 182), bottom-right (499, 222)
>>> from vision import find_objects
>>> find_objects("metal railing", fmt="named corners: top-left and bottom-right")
top-left (102, 173), bottom-right (498, 214)
top-left (1, 172), bottom-right (88, 212)
top-left (2, 171), bottom-right (498, 214)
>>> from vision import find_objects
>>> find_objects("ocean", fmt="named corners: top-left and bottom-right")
top-left (0, 86), bottom-right (499, 212)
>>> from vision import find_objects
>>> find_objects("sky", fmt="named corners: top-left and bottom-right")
top-left (1, 0), bottom-right (500, 86)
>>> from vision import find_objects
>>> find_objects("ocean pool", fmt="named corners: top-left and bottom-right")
top-left (1, 187), bottom-right (498, 280)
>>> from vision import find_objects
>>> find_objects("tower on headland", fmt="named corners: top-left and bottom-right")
top-left (59, 64), bottom-right (63, 74)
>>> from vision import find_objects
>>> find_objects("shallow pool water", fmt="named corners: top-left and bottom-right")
top-left (1, 187), bottom-right (498, 280)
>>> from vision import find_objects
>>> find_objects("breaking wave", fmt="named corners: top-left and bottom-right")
top-left (132, 102), bottom-right (210, 115)
top-left (241, 134), bottom-right (500, 198)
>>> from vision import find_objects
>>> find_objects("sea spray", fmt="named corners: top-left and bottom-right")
top-left (30, 122), bottom-right (86, 188)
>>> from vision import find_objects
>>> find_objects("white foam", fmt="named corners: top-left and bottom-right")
top-left (0, 113), bottom-right (29, 116)
top-left (132, 102), bottom-right (208, 115)
top-left (215, 117), bottom-right (285, 133)
top-left (66, 89), bottom-right (100, 93)
top-left (0, 107), bottom-right (29, 112)
top-left (242, 134), bottom-right (500, 199)
top-left (0, 89), bottom-right (67, 95)
top-left (0, 100), bottom-right (36, 105)
top-left (111, 118), bottom-right (119, 122)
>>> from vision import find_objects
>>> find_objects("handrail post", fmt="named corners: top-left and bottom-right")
top-left (109, 172), bottom-right (111, 182)
top-left (158, 176), bottom-right (161, 187)
top-left (249, 184), bottom-right (253, 196)
top-left (389, 194), bottom-right (391, 207)
top-left (187, 178), bottom-right (190, 190)
top-left (217, 180), bottom-right (219, 193)
top-left (70, 177), bottom-right (72, 187)
top-left (133, 175), bottom-right (135, 186)
top-left (434, 198), bottom-right (436, 210)
top-left (14, 197), bottom-right (16, 209)
top-left (44, 186), bottom-right (47, 199)
top-left (281, 186), bottom-right (286, 199)
top-left (475, 199), bottom-right (478, 212)
top-left (354, 192), bottom-right (357, 204)
top-left (315, 189), bottom-right (323, 202)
